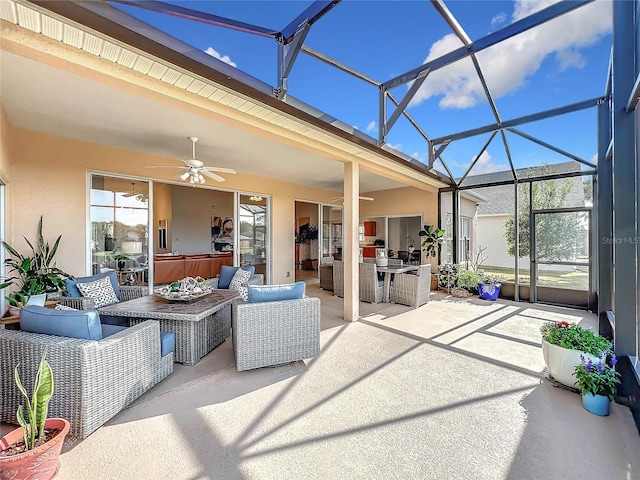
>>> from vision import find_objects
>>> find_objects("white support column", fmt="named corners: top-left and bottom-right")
top-left (343, 162), bottom-right (359, 322)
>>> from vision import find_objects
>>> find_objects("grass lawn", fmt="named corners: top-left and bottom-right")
top-left (481, 265), bottom-right (589, 291)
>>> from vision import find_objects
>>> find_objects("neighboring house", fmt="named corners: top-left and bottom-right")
top-left (471, 162), bottom-right (587, 271)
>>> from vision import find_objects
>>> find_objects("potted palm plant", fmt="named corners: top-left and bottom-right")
top-left (0, 349), bottom-right (70, 479)
top-left (1, 216), bottom-right (73, 314)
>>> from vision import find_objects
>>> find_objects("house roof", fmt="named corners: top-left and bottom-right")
top-left (473, 162), bottom-right (586, 216)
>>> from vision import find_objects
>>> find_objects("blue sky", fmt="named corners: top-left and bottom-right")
top-left (116, 0), bottom-right (613, 179)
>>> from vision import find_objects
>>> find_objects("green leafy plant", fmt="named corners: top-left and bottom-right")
top-left (574, 353), bottom-right (620, 400)
top-left (540, 320), bottom-right (612, 356)
top-left (419, 225), bottom-right (445, 259)
top-left (14, 349), bottom-right (54, 450)
top-left (457, 269), bottom-right (483, 292)
top-left (481, 273), bottom-right (503, 286)
top-left (0, 216), bottom-right (73, 303)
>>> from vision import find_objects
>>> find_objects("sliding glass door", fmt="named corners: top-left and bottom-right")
top-left (238, 194), bottom-right (269, 280)
top-left (89, 175), bottom-right (149, 285)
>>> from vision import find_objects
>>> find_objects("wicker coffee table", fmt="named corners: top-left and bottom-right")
top-left (100, 290), bottom-right (240, 365)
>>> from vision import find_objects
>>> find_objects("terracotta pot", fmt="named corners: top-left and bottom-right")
top-left (0, 418), bottom-right (70, 480)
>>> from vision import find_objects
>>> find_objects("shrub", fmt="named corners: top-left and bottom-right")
top-left (540, 320), bottom-right (612, 356)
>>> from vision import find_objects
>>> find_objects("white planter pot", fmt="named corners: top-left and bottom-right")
top-left (376, 258), bottom-right (388, 267)
top-left (542, 340), bottom-right (601, 388)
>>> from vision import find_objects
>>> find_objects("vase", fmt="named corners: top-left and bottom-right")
top-left (582, 393), bottom-right (611, 416)
top-left (0, 418), bottom-right (70, 480)
top-left (542, 340), bottom-right (601, 389)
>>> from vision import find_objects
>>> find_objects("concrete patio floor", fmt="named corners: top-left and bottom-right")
top-left (2, 281), bottom-right (639, 479)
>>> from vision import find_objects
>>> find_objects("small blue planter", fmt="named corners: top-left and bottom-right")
top-left (478, 283), bottom-right (500, 301)
top-left (582, 393), bottom-right (611, 416)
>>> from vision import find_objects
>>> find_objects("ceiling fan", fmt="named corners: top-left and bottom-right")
top-left (123, 182), bottom-right (149, 202)
top-left (146, 136), bottom-right (237, 184)
top-left (330, 196), bottom-right (375, 202)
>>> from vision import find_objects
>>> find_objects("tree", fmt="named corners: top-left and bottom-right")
top-left (504, 169), bottom-right (584, 261)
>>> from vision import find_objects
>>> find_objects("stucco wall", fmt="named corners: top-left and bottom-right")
top-left (477, 215), bottom-right (529, 269)
top-left (172, 186), bottom-right (233, 254)
top-left (6, 127), bottom-right (345, 284)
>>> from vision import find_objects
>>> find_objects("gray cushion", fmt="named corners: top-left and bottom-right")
top-left (247, 282), bottom-right (306, 303)
top-left (65, 271), bottom-right (121, 300)
top-left (20, 305), bottom-right (102, 340)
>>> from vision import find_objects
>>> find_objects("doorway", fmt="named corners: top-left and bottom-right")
top-left (531, 207), bottom-right (592, 308)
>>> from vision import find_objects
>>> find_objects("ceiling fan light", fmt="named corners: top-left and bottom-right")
top-left (179, 171), bottom-right (190, 181)
top-left (198, 174), bottom-right (205, 184)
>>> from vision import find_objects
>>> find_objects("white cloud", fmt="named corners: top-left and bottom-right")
top-left (386, 142), bottom-right (403, 151)
top-left (411, 152), bottom-right (426, 162)
top-left (366, 120), bottom-right (376, 133)
top-left (453, 150), bottom-right (508, 175)
top-left (204, 47), bottom-right (237, 68)
top-left (491, 12), bottom-right (507, 27)
top-left (411, 0), bottom-right (612, 109)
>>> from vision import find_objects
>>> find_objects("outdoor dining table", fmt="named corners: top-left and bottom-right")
top-left (376, 264), bottom-right (419, 303)
top-left (100, 289), bottom-right (240, 365)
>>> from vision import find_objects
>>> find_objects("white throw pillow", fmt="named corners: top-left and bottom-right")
top-left (229, 268), bottom-right (251, 301)
top-left (76, 276), bottom-right (119, 308)
top-left (55, 304), bottom-right (78, 311)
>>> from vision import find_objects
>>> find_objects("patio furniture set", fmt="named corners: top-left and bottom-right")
top-left (0, 268), bottom-right (321, 438)
top-left (326, 259), bottom-right (431, 307)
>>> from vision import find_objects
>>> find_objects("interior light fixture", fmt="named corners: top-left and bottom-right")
top-left (250, 195), bottom-right (263, 202)
top-left (179, 171), bottom-right (190, 181)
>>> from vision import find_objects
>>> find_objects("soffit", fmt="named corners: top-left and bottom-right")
top-left (0, 0), bottom-right (447, 193)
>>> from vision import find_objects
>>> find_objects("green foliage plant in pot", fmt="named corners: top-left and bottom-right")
top-left (419, 225), bottom-right (445, 290)
top-left (540, 320), bottom-right (612, 389)
top-left (0, 349), bottom-right (70, 479)
top-left (0, 216), bottom-right (74, 313)
top-left (574, 353), bottom-right (620, 416)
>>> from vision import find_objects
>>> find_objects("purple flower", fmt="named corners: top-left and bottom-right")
top-left (586, 359), bottom-right (593, 371)
top-left (597, 362), bottom-right (604, 372)
top-left (611, 355), bottom-right (618, 366)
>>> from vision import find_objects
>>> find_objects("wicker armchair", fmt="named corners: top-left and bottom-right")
top-left (333, 260), bottom-right (345, 298)
top-left (319, 263), bottom-right (334, 291)
top-left (232, 296), bottom-right (321, 371)
top-left (332, 260), bottom-right (384, 303)
top-left (359, 261), bottom-right (383, 304)
top-left (389, 264), bottom-right (431, 307)
top-left (0, 321), bottom-right (173, 438)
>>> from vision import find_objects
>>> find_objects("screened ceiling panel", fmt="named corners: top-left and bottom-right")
top-left (106, 0), bottom-right (611, 189)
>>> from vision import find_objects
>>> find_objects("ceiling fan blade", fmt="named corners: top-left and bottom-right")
top-left (200, 170), bottom-right (226, 182)
top-left (145, 165), bottom-right (188, 169)
top-left (202, 166), bottom-right (237, 174)
top-left (330, 196), bottom-right (375, 201)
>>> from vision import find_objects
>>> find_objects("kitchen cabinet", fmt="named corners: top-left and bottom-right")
top-left (362, 246), bottom-right (377, 258)
top-left (363, 221), bottom-right (376, 236)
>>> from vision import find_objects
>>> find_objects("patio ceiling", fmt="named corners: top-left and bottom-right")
top-left (0, 0), bottom-right (449, 194)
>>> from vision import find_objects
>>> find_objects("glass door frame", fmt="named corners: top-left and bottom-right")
top-left (530, 206), bottom-right (592, 304)
top-left (87, 172), bottom-right (152, 288)
top-left (236, 192), bottom-right (271, 284)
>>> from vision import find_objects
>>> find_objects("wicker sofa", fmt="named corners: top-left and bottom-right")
top-left (232, 282), bottom-right (321, 371)
top-left (0, 310), bottom-right (174, 439)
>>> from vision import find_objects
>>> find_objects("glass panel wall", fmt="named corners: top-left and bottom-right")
top-left (322, 205), bottom-right (342, 260)
top-left (90, 176), bottom-right (149, 285)
top-left (238, 195), bottom-right (268, 278)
